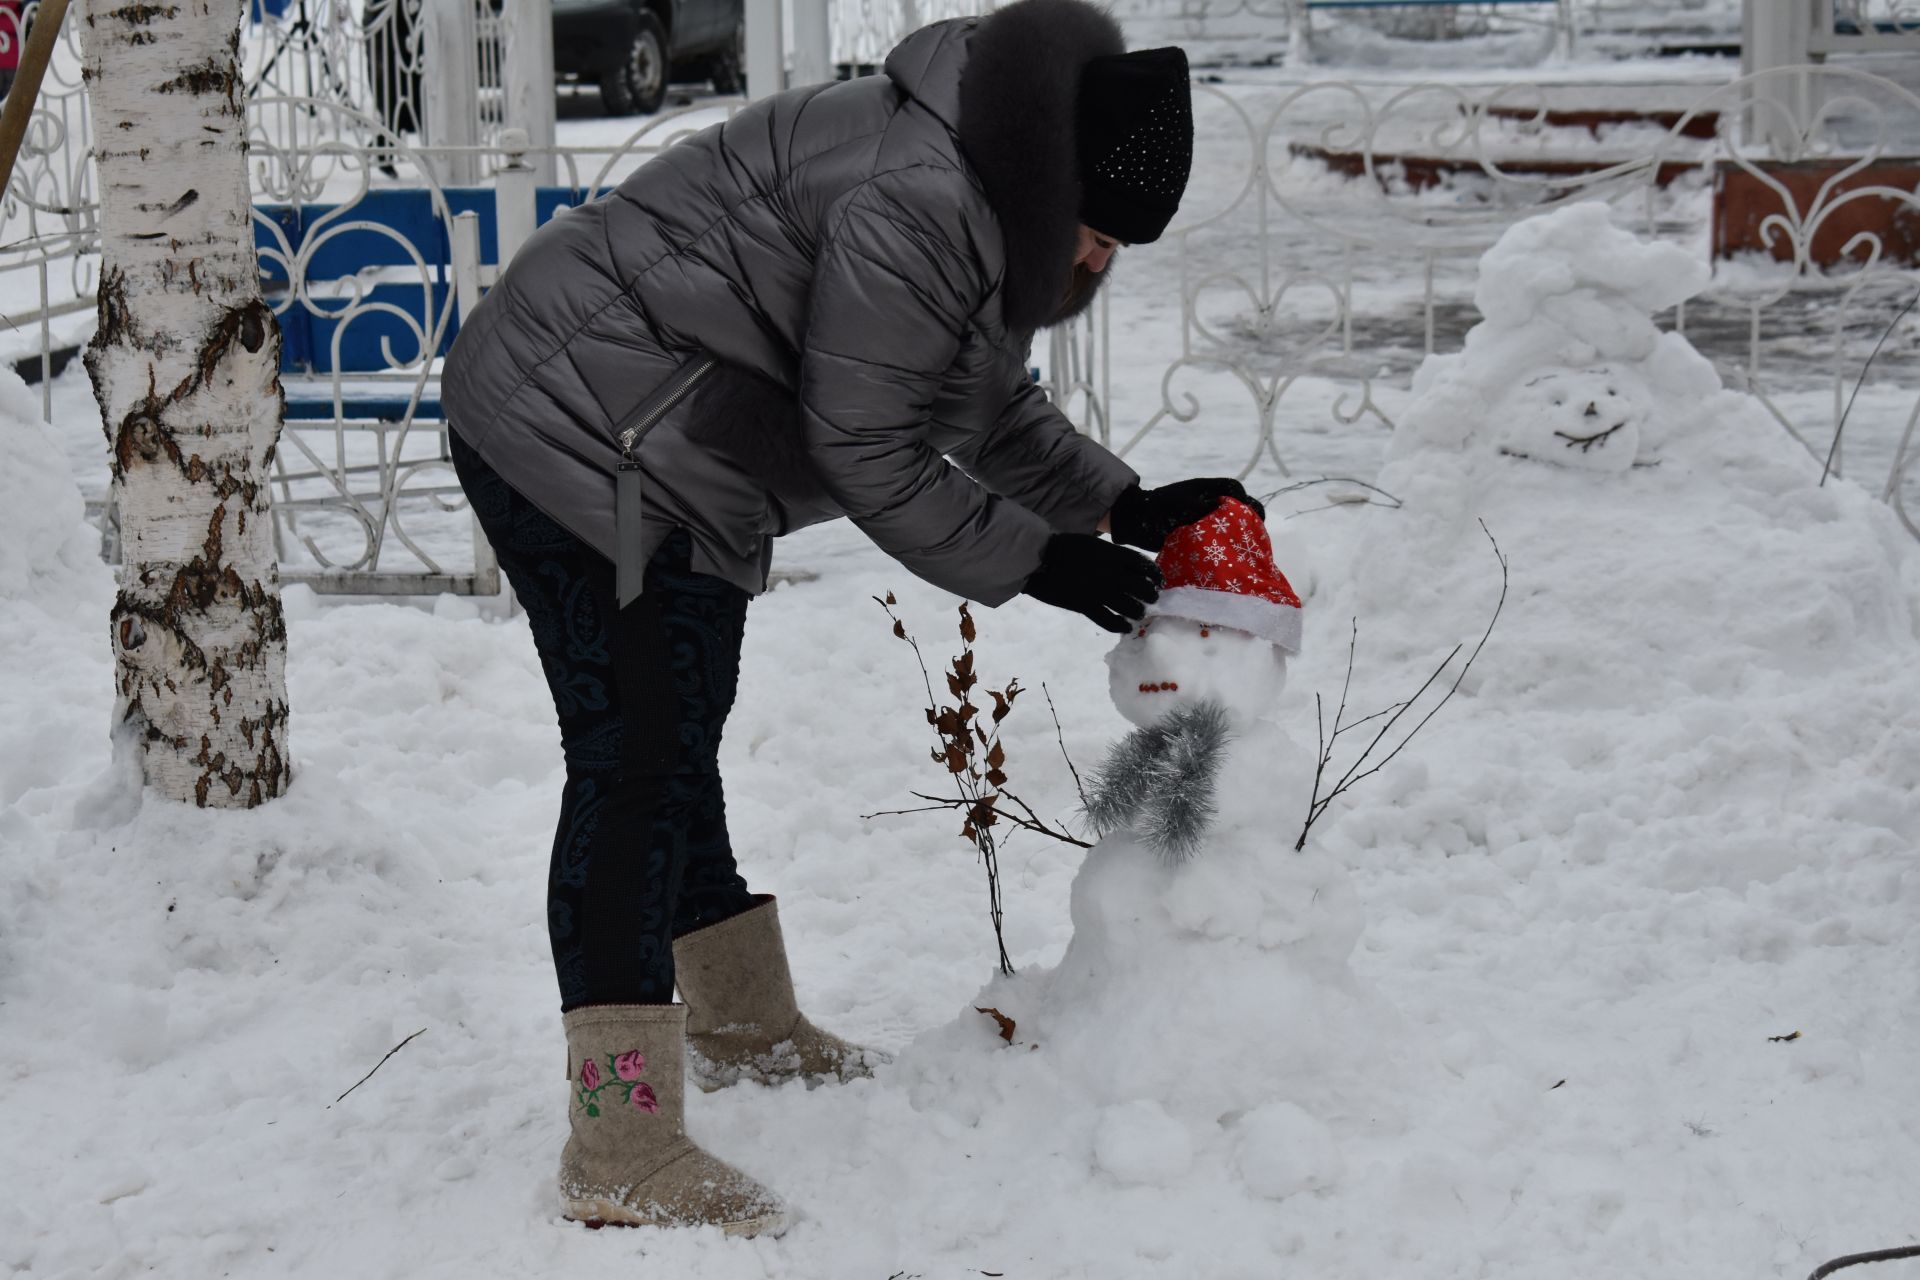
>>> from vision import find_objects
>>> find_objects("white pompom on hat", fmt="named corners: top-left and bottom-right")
top-left (1145, 497), bottom-right (1303, 652)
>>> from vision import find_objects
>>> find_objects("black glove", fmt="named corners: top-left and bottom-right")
top-left (1021, 533), bottom-right (1163, 634)
top-left (1108, 479), bottom-right (1267, 552)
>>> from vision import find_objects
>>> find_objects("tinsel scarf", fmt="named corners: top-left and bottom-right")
top-left (1082, 700), bottom-right (1232, 863)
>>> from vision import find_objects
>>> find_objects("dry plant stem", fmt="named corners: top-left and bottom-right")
top-left (1262, 476), bottom-right (1405, 519)
top-left (997, 790), bottom-right (1090, 848)
top-left (899, 790), bottom-right (1089, 848)
top-left (875, 595), bottom-right (1021, 975)
top-left (1333, 698), bottom-right (1411, 740)
top-left (1042, 682), bottom-right (1089, 811)
top-left (862, 794), bottom-right (1089, 849)
top-left (1295, 522), bottom-right (1509, 851)
top-left (1822, 286), bottom-right (1919, 487)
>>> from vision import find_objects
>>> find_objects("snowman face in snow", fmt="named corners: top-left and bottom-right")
top-left (1493, 367), bottom-right (1650, 474)
top-left (1105, 615), bottom-right (1288, 731)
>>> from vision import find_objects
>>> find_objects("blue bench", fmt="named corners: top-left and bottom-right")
top-left (255, 184), bottom-right (588, 422)
top-left (251, 184), bottom-right (589, 591)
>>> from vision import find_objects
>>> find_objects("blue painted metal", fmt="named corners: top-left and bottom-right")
top-left (282, 394), bottom-right (443, 422)
top-left (262, 185), bottom-right (587, 418)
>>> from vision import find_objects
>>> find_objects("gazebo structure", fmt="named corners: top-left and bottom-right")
top-left (1744, 0), bottom-right (1920, 152)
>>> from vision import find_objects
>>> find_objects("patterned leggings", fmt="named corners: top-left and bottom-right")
top-left (450, 432), bottom-right (758, 1009)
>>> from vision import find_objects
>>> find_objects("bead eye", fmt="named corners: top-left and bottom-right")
top-left (1199, 628), bottom-right (1210, 638)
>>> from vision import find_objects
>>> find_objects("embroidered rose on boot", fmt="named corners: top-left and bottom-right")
top-left (577, 1050), bottom-right (660, 1116)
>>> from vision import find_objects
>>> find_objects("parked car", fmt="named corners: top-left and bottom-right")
top-left (551, 0), bottom-right (744, 116)
top-left (368, 0), bottom-right (742, 141)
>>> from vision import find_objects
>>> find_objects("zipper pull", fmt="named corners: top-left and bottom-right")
top-left (616, 449), bottom-right (646, 608)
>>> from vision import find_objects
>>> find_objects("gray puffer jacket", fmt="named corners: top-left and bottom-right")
top-left (441, 0), bottom-right (1139, 605)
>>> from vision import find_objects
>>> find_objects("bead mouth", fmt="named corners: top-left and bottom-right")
top-left (1137, 682), bottom-right (1179, 693)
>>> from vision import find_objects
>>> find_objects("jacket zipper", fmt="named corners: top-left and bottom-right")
top-left (613, 355), bottom-right (716, 607)
top-left (619, 356), bottom-right (717, 461)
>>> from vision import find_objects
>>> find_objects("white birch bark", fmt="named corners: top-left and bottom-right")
top-left (82, 0), bottom-right (292, 807)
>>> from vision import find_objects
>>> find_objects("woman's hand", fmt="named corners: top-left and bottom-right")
top-left (1021, 533), bottom-right (1163, 634)
top-left (1107, 479), bottom-right (1265, 552)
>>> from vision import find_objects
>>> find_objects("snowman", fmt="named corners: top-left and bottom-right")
top-left (1089, 497), bottom-right (1311, 864)
top-left (987, 499), bottom-right (1422, 1199)
top-left (1397, 202), bottom-right (1719, 474)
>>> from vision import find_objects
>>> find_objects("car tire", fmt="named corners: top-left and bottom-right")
top-left (599, 9), bottom-right (668, 116)
top-left (708, 20), bottom-right (746, 95)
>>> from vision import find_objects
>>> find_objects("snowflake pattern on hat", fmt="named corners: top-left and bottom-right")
top-left (1148, 498), bottom-right (1303, 651)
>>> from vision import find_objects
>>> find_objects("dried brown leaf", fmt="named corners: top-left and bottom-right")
top-left (976, 1006), bottom-right (1016, 1043)
top-left (885, 592), bottom-right (897, 605)
top-left (893, 619), bottom-right (906, 641)
top-left (959, 604), bottom-right (976, 645)
top-left (986, 768), bottom-right (1008, 788)
top-left (986, 741), bottom-right (1006, 771)
top-left (989, 689), bottom-right (1012, 723)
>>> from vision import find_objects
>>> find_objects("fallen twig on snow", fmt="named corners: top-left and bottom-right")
top-left (1808, 1246), bottom-right (1920, 1280)
top-left (331, 1027), bottom-right (426, 1106)
top-left (1295, 521), bottom-right (1508, 852)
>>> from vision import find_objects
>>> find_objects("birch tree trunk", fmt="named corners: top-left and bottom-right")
top-left (82, 0), bottom-right (292, 807)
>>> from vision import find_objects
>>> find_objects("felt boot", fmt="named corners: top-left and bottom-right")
top-left (559, 1003), bottom-right (785, 1235)
top-left (673, 896), bottom-right (888, 1090)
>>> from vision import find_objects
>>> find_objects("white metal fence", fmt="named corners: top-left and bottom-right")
top-left (1081, 64), bottom-right (1920, 540)
top-left (7, 3), bottom-right (1920, 591)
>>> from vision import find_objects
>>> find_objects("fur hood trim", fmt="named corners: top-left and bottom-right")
top-left (955, 0), bottom-right (1124, 332)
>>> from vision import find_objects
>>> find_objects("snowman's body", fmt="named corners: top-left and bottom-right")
top-left (1002, 610), bottom-right (1411, 1196)
top-left (898, 499), bottom-right (1429, 1199)
top-left (1087, 615), bottom-right (1359, 967)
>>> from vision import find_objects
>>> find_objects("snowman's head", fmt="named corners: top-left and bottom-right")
top-left (1105, 614), bottom-right (1289, 730)
top-left (1492, 366), bottom-right (1651, 473)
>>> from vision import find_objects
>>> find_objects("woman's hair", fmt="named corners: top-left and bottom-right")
top-left (1048, 257), bottom-right (1116, 328)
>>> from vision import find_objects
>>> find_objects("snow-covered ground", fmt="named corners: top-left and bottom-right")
top-left (7, 20), bottom-right (1920, 1280)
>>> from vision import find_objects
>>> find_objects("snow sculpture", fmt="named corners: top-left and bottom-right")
top-left (965, 499), bottom-right (1417, 1199)
top-left (1086, 498), bottom-right (1305, 864)
top-left (1398, 201), bottom-right (1718, 472)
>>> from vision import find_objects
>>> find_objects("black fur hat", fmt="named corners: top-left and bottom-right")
top-left (957, 0), bottom-right (1125, 332)
top-left (1076, 46), bottom-right (1193, 244)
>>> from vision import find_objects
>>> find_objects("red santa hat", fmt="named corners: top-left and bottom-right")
top-left (1147, 497), bottom-right (1303, 652)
